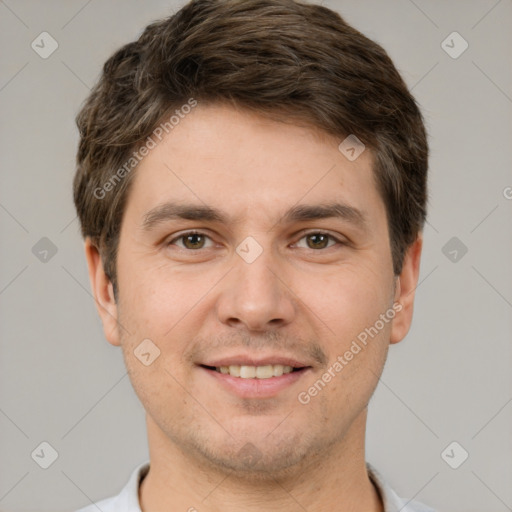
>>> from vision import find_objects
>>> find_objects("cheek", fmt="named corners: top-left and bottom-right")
top-left (115, 262), bottom-right (219, 395)
top-left (297, 263), bottom-right (393, 341)
top-left (117, 255), bottom-right (199, 335)
top-left (298, 263), bottom-right (393, 403)
top-left (116, 288), bottom-right (193, 422)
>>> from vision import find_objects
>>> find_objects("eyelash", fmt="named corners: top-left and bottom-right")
top-left (166, 230), bottom-right (346, 251)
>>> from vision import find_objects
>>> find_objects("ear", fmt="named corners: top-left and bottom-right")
top-left (390, 233), bottom-right (423, 344)
top-left (84, 238), bottom-right (121, 346)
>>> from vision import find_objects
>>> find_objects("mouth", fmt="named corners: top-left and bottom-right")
top-left (200, 364), bottom-right (308, 379)
top-left (198, 360), bottom-right (312, 399)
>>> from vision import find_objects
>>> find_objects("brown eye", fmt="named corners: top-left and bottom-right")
top-left (182, 233), bottom-right (205, 249)
top-left (295, 232), bottom-right (340, 250)
top-left (305, 233), bottom-right (331, 249)
top-left (168, 231), bottom-right (213, 250)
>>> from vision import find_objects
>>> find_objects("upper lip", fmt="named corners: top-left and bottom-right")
top-left (200, 354), bottom-right (312, 368)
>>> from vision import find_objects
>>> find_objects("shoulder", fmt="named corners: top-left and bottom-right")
top-left (75, 495), bottom-right (119, 512)
top-left (367, 463), bottom-right (437, 512)
top-left (73, 461), bottom-right (150, 512)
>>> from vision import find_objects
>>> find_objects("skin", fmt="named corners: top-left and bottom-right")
top-left (85, 103), bottom-right (422, 512)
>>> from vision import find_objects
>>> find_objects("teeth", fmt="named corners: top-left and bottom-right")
top-left (229, 365), bottom-right (240, 377)
top-left (273, 364), bottom-right (284, 377)
top-left (256, 365), bottom-right (273, 379)
top-left (215, 364), bottom-right (295, 379)
top-left (240, 365), bottom-right (256, 378)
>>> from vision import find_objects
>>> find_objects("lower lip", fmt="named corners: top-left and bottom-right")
top-left (200, 366), bottom-right (310, 398)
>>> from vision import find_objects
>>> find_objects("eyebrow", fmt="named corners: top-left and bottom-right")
top-left (141, 201), bottom-right (368, 232)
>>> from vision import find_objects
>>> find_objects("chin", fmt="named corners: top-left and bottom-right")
top-left (184, 424), bottom-right (327, 480)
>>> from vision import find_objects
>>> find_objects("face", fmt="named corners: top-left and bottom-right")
top-left (87, 103), bottom-right (421, 477)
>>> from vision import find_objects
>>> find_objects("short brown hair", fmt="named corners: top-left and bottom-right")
top-left (73, 0), bottom-right (429, 295)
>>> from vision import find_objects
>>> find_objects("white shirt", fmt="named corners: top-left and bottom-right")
top-left (75, 461), bottom-right (436, 512)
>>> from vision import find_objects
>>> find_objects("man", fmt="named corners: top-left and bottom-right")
top-left (73, 0), bottom-right (435, 510)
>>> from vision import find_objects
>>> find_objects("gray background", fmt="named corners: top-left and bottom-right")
top-left (0, 0), bottom-right (511, 511)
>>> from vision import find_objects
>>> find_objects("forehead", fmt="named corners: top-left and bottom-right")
top-left (124, 103), bottom-right (385, 230)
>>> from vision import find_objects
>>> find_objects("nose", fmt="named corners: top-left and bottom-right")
top-left (215, 244), bottom-right (296, 332)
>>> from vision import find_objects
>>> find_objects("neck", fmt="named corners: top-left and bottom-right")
top-left (139, 410), bottom-right (383, 512)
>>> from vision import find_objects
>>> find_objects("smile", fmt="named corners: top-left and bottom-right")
top-left (199, 363), bottom-right (310, 399)
top-left (210, 364), bottom-right (296, 379)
